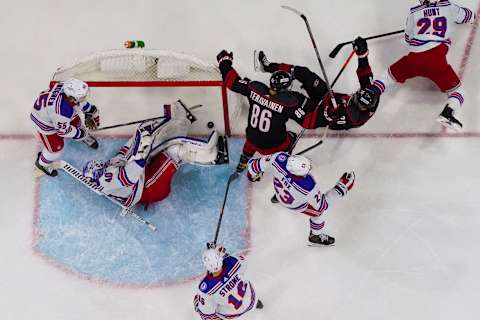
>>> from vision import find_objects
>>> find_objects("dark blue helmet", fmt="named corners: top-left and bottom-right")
top-left (270, 71), bottom-right (293, 92)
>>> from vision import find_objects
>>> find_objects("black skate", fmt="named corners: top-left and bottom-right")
top-left (270, 195), bottom-right (279, 204)
top-left (256, 299), bottom-right (264, 309)
top-left (215, 136), bottom-right (229, 165)
top-left (308, 232), bottom-right (335, 246)
top-left (436, 105), bottom-right (463, 131)
top-left (82, 134), bottom-right (99, 149)
top-left (35, 152), bottom-right (58, 177)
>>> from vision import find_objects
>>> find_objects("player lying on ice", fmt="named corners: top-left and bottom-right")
top-left (82, 101), bottom-right (229, 208)
top-left (194, 243), bottom-right (263, 320)
top-left (256, 36), bottom-right (381, 132)
top-left (247, 153), bottom-right (355, 246)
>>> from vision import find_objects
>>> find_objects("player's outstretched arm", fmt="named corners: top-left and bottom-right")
top-left (246, 154), bottom-right (273, 182)
top-left (216, 50), bottom-right (250, 97)
top-left (352, 37), bottom-right (374, 89)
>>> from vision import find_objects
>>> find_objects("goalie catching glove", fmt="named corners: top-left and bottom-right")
top-left (84, 105), bottom-right (100, 130)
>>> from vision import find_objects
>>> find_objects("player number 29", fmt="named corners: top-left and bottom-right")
top-left (417, 16), bottom-right (447, 38)
top-left (250, 104), bottom-right (272, 132)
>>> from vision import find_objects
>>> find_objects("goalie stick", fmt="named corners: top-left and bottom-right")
top-left (57, 160), bottom-right (157, 231)
top-left (95, 103), bottom-right (202, 131)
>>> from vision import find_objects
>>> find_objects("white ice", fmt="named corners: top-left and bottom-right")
top-left (1, 0), bottom-right (479, 319)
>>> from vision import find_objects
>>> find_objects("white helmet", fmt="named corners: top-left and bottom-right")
top-left (63, 78), bottom-right (89, 103)
top-left (83, 160), bottom-right (105, 185)
top-left (202, 248), bottom-right (223, 273)
top-left (286, 155), bottom-right (311, 176)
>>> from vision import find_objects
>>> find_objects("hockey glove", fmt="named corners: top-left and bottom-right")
top-left (73, 126), bottom-right (87, 140)
top-left (334, 171), bottom-right (355, 197)
top-left (352, 37), bottom-right (368, 58)
top-left (108, 153), bottom-right (127, 167)
top-left (206, 242), bottom-right (227, 257)
top-left (216, 50), bottom-right (233, 66)
top-left (247, 171), bottom-right (262, 182)
top-left (84, 105), bottom-right (100, 130)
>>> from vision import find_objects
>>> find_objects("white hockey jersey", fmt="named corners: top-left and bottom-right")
top-left (248, 152), bottom-right (344, 213)
top-left (194, 255), bottom-right (258, 320)
top-left (405, 1), bottom-right (476, 52)
top-left (30, 82), bottom-right (94, 138)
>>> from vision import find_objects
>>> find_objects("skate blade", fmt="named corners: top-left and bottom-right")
top-left (33, 161), bottom-right (62, 178)
top-left (436, 117), bottom-right (462, 132)
top-left (307, 241), bottom-right (335, 247)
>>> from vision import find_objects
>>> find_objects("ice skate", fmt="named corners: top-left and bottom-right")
top-left (34, 152), bottom-right (58, 177)
top-left (308, 232), bottom-right (335, 246)
top-left (437, 105), bottom-right (463, 131)
top-left (270, 195), bottom-right (279, 203)
top-left (256, 299), bottom-right (264, 309)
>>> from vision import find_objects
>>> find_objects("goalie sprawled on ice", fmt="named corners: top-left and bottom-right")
top-left (82, 101), bottom-right (229, 208)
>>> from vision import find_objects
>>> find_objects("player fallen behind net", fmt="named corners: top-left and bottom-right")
top-left (216, 36), bottom-right (381, 173)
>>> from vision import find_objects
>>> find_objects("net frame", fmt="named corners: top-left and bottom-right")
top-left (50, 49), bottom-right (232, 136)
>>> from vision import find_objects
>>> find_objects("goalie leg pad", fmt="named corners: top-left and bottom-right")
top-left (164, 131), bottom-right (224, 165)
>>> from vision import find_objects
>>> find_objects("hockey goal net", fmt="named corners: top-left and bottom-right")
top-left (50, 49), bottom-right (234, 136)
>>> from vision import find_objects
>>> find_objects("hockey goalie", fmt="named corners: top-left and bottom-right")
top-left (81, 101), bottom-right (229, 208)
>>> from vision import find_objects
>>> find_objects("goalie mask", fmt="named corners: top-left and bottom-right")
top-left (83, 160), bottom-right (105, 186)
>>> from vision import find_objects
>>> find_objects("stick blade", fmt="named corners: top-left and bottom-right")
top-left (281, 5), bottom-right (304, 17)
top-left (329, 43), bottom-right (344, 58)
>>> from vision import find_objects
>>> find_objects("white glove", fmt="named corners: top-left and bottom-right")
top-left (333, 171), bottom-right (355, 197)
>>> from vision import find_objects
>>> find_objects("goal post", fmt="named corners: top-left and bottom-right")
top-left (50, 49), bottom-right (233, 136)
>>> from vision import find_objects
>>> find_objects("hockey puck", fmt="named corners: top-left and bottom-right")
top-left (207, 121), bottom-right (215, 129)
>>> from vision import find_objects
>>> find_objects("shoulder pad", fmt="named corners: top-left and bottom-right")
top-left (57, 98), bottom-right (75, 118)
top-left (248, 81), bottom-right (269, 94)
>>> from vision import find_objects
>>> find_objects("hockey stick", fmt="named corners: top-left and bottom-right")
top-left (295, 125), bottom-right (329, 156)
top-left (329, 29), bottom-right (404, 58)
top-left (212, 172), bottom-right (239, 245)
top-left (57, 160), bottom-right (157, 231)
top-left (94, 104), bottom-right (202, 131)
top-left (331, 50), bottom-right (355, 88)
top-left (281, 5), bottom-right (338, 111)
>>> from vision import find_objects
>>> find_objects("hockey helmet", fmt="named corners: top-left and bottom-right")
top-left (351, 86), bottom-right (379, 111)
top-left (83, 160), bottom-right (105, 185)
top-left (202, 248), bottom-right (223, 273)
top-left (270, 70), bottom-right (293, 92)
top-left (286, 155), bottom-right (311, 177)
top-left (63, 78), bottom-right (89, 104)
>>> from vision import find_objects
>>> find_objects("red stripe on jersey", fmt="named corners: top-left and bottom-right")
top-left (225, 69), bottom-right (239, 89)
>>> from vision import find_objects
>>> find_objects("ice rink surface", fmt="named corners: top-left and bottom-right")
top-left (1, 0), bottom-right (479, 319)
